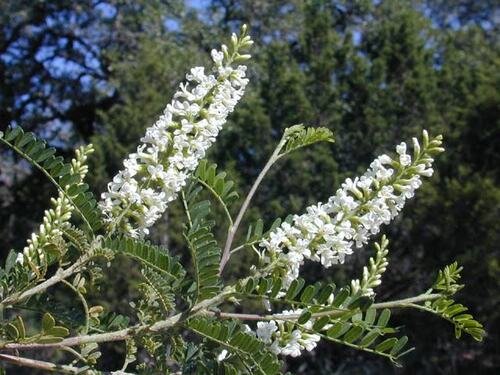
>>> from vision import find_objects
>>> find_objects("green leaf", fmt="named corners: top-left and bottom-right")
top-left (285, 278), bottom-right (305, 300)
top-left (183, 183), bottom-right (222, 303)
top-left (360, 330), bottom-right (380, 347)
top-left (188, 318), bottom-right (281, 375)
top-left (14, 316), bottom-right (26, 339)
top-left (300, 285), bottom-right (316, 303)
top-left (316, 283), bottom-right (335, 304)
top-left (364, 308), bottom-right (377, 326)
top-left (428, 297), bottom-right (485, 342)
top-left (298, 310), bottom-right (312, 325)
top-left (3, 126), bottom-right (22, 141)
top-left (375, 338), bottom-right (398, 353)
top-left (5, 323), bottom-right (19, 340)
top-left (390, 336), bottom-right (409, 356)
top-left (141, 267), bottom-right (176, 312)
top-left (312, 316), bottom-right (330, 331)
top-left (5, 250), bottom-right (18, 274)
top-left (348, 296), bottom-right (373, 311)
top-left (281, 125), bottom-right (335, 155)
top-left (432, 262), bottom-right (464, 295)
top-left (47, 326), bottom-right (69, 337)
top-left (194, 160), bottom-right (239, 209)
top-left (42, 313), bottom-right (56, 332)
top-left (327, 322), bottom-right (351, 339)
top-left (104, 237), bottom-right (185, 284)
top-left (377, 309), bottom-right (391, 328)
top-left (343, 325), bottom-right (364, 343)
top-left (332, 288), bottom-right (349, 308)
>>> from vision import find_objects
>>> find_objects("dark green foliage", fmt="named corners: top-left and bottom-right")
top-left (0, 126), bottom-right (102, 233)
top-left (62, 226), bottom-right (90, 254)
top-left (1, 313), bottom-right (69, 345)
top-left (195, 160), bottom-right (240, 208)
top-left (103, 236), bottom-right (185, 284)
top-left (187, 318), bottom-right (282, 375)
top-left (423, 263), bottom-right (485, 342)
top-left (141, 267), bottom-right (177, 312)
top-left (432, 262), bottom-right (464, 295)
top-left (183, 181), bottom-right (222, 303)
top-left (236, 276), bottom-right (337, 308)
top-left (0, 250), bottom-right (32, 300)
top-left (316, 307), bottom-right (412, 366)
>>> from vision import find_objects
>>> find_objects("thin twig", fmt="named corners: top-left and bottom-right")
top-left (0, 353), bottom-right (81, 374)
top-left (196, 177), bottom-right (234, 226)
top-left (220, 138), bottom-right (286, 273)
top-left (204, 293), bottom-right (443, 322)
top-left (1, 252), bottom-right (92, 306)
top-left (230, 239), bottom-right (260, 254)
top-left (61, 279), bottom-right (90, 334)
top-left (60, 345), bottom-right (88, 365)
top-left (181, 190), bottom-right (193, 228)
top-left (369, 293), bottom-right (442, 309)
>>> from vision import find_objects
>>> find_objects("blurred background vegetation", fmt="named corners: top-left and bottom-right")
top-left (0, 0), bottom-right (498, 373)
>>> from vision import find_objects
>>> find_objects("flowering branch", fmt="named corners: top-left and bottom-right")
top-left (0, 25), bottom-right (484, 373)
top-left (0, 288), bottom-right (234, 351)
top-left (259, 131), bottom-right (444, 291)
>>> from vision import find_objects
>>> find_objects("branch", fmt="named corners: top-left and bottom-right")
top-left (1, 288), bottom-right (234, 351)
top-left (181, 190), bottom-right (193, 228)
top-left (205, 293), bottom-right (443, 322)
top-left (1, 253), bottom-right (92, 306)
top-left (0, 354), bottom-right (81, 374)
top-left (369, 293), bottom-right (442, 309)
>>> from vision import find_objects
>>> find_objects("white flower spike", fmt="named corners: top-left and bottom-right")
top-left (261, 131), bottom-right (444, 290)
top-left (100, 27), bottom-right (253, 237)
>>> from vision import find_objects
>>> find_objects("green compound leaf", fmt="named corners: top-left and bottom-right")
top-left (104, 236), bottom-right (185, 285)
top-left (187, 318), bottom-right (282, 375)
top-left (195, 160), bottom-right (239, 208)
top-left (0, 126), bottom-right (102, 232)
top-left (281, 124), bottom-right (334, 156)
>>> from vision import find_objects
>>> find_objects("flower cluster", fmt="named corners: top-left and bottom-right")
top-left (19, 145), bottom-right (94, 267)
top-left (350, 236), bottom-right (389, 297)
top-left (246, 310), bottom-right (321, 357)
top-left (99, 28), bottom-right (252, 237)
top-left (260, 131), bottom-right (444, 289)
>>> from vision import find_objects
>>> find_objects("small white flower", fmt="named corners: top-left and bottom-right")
top-left (256, 321), bottom-right (278, 344)
top-left (217, 349), bottom-right (228, 362)
top-left (211, 49), bottom-right (224, 66)
top-left (280, 330), bottom-right (302, 357)
top-left (300, 333), bottom-right (321, 352)
top-left (15, 253), bottom-right (24, 265)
